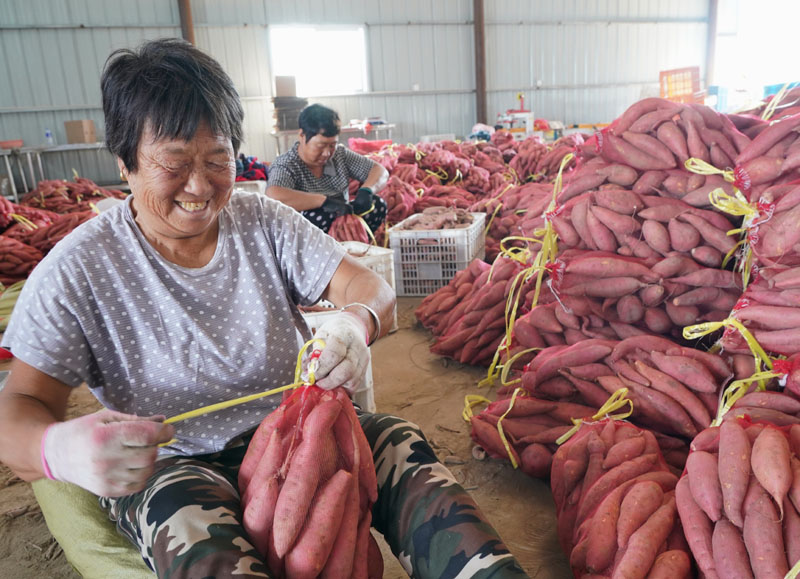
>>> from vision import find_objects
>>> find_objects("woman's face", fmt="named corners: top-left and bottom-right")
top-left (121, 121), bottom-right (235, 246)
top-left (298, 131), bottom-right (338, 168)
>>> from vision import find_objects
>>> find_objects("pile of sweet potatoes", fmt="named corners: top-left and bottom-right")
top-left (551, 420), bottom-right (689, 578)
top-left (469, 395), bottom-right (597, 478)
top-left (329, 214), bottom-right (371, 244)
top-left (392, 206), bottom-right (474, 231)
top-left (513, 336), bottom-right (741, 448)
top-left (678, 418), bottom-right (800, 578)
top-left (239, 387), bottom-right (381, 578)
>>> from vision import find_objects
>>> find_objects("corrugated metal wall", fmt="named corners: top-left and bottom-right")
top-left (0, 0), bottom-right (709, 188)
top-left (485, 0), bottom-right (709, 125)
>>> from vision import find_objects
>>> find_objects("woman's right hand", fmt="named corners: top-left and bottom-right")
top-left (41, 409), bottom-right (174, 497)
top-left (320, 196), bottom-right (353, 217)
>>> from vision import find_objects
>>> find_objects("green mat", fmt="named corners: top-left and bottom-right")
top-left (32, 479), bottom-right (154, 578)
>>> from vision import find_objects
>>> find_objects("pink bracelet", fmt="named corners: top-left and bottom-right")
top-left (40, 424), bottom-right (56, 480)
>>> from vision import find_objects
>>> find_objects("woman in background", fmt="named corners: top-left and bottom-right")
top-left (267, 104), bottom-right (388, 233)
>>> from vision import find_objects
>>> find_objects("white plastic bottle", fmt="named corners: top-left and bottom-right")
top-left (44, 129), bottom-right (55, 146)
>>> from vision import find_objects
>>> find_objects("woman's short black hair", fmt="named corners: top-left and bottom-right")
top-left (102, 38), bottom-right (244, 172)
top-left (298, 104), bottom-right (340, 141)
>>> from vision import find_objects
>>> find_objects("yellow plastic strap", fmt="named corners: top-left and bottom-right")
top-left (424, 168), bottom-right (449, 181)
top-left (495, 387), bottom-right (523, 469)
top-left (484, 202), bottom-right (504, 236)
top-left (708, 188), bottom-right (757, 288)
top-left (353, 214), bottom-right (377, 245)
top-left (556, 388), bottom-right (634, 445)
top-left (762, 82), bottom-right (790, 121)
top-left (708, 188), bottom-right (758, 221)
top-left (492, 182), bottom-right (515, 201)
top-left (498, 347), bottom-right (540, 387)
top-left (481, 258), bottom-right (540, 388)
top-left (357, 202), bottom-right (376, 218)
top-left (163, 339), bottom-right (325, 427)
top-left (462, 394), bottom-right (492, 422)
top-left (9, 213), bottom-right (37, 230)
top-left (447, 169), bottom-right (463, 185)
top-left (684, 158), bottom-right (736, 183)
top-left (683, 317), bottom-right (773, 377)
top-left (526, 153), bottom-right (573, 309)
top-left (712, 369), bottom-right (780, 426)
top-left (787, 558), bottom-right (800, 579)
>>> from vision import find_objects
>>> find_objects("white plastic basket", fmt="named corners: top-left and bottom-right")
top-left (388, 212), bottom-right (486, 296)
top-left (300, 310), bottom-right (376, 413)
top-left (340, 241), bottom-right (398, 332)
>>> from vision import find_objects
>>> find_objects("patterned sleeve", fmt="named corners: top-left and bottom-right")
top-left (340, 146), bottom-right (377, 183)
top-left (266, 156), bottom-right (297, 189)
top-left (257, 197), bottom-right (346, 306)
top-left (0, 257), bottom-right (93, 387)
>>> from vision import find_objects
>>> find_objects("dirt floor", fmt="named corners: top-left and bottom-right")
top-left (0, 298), bottom-right (571, 578)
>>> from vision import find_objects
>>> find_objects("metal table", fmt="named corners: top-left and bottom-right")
top-left (271, 124), bottom-right (395, 155)
top-left (0, 142), bottom-right (109, 198)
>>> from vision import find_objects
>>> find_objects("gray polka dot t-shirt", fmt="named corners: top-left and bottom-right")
top-left (1, 191), bottom-right (345, 455)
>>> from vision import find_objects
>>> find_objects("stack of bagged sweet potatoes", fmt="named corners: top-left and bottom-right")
top-left (678, 417), bottom-right (800, 578)
top-left (239, 387), bottom-right (381, 578)
top-left (551, 420), bottom-right (690, 578)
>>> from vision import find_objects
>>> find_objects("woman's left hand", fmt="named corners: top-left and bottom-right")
top-left (305, 312), bottom-right (369, 395)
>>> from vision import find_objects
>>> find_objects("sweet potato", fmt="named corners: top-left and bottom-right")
top-left (657, 121), bottom-right (690, 163)
top-left (612, 495), bottom-right (676, 578)
top-left (751, 426), bottom-right (792, 520)
top-left (649, 351), bottom-right (718, 393)
top-left (691, 245), bottom-right (723, 268)
top-left (243, 475), bottom-right (280, 557)
top-left (519, 443), bottom-right (553, 479)
top-left (717, 420), bottom-right (751, 528)
top-left (686, 451), bottom-right (723, 522)
top-left (633, 361), bottom-right (711, 428)
top-left (712, 519), bottom-right (753, 579)
top-left (791, 456), bottom-right (800, 514)
top-left (675, 477), bottom-right (719, 579)
top-left (784, 497), bottom-right (800, 569)
top-left (742, 478), bottom-right (789, 578)
top-left (586, 205), bottom-right (618, 252)
top-left (585, 483), bottom-right (624, 573)
top-left (285, 469), bottom-right (352, 578)
top-left (616, 480), bottom-right (664, 549)
top-left (565, 254), bottom-right (655, 280)
top-left (627, 381), bottom-right (698, 438)
top-left (603, 435), bottom-right (647, 471)
top-left (592, 205), bottom-right (642, 236)
top-left (646, 550), bottom-right (691, 579)
top-left (642, 219), bottom-right (671, 254)
top-left (577, 453), bottom-right (658, 523)
top-left (239, 405), bottom-right (286, 492)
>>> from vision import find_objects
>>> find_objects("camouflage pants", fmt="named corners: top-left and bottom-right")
top-left (100, 412), bottom-right (529, 579)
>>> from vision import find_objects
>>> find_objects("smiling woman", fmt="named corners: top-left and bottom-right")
top-left (0, 38), bottom-right (527, 579)
top-left (120, 123), bottom-right (236, 268)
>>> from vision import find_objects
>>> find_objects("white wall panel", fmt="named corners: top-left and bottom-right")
top-left (1, 0), bottom-right (710, 189)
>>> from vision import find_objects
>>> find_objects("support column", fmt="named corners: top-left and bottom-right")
top-left (178, 0), bottom-right (195, 45)
top-left (473, 0), bottom-right (487, 124)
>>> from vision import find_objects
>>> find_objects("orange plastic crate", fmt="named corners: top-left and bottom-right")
top-left (659, 66), bottom-right (704, 104)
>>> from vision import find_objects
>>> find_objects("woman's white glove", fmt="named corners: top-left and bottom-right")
top-left (306, 312), bottom-right (370, 395)
top-left (42, 409), bottom-right (175, 497)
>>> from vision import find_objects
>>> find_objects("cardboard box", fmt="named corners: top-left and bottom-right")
top-left (275, 76), bottom-right (296, 97)
top-left (64, 120), bottom-right (96, 144)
